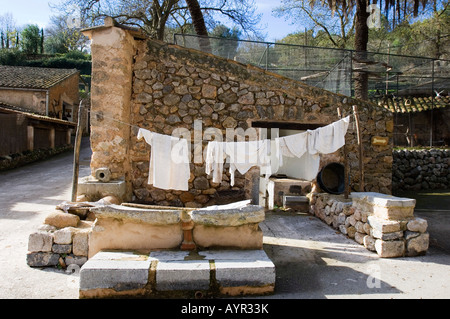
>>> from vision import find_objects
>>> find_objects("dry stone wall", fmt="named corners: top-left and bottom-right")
top-left (27, 210), bottom-right (93, 268)
top-left (392, 148), bottom-right (450, 190)
top-left (310, 192), bottom-right (429, 257)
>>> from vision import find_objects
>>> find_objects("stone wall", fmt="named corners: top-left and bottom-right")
top-left (310, 192), bottom-right (429, 257)
top-left (27, 209), bottom-right (92, 268)
top-left (82, 20), bottom-right (394, 207)
top-left (392, 148), bottom-right (450, 190)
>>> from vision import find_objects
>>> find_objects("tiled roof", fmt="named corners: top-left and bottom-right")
top-left (374, 95), bottom-right (450, 113)
top-left (0, 65), bottom-right (79, 90)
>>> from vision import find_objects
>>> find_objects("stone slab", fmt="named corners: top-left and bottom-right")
top-left (155, 260), bottom-right (211, 291)
top-left (80, 250), bottom-right (276, 297)
top-left (367, 216), bottom-right (401, 233)
top-left (191, 202), bottom-right (265, 227)
top-left (90, 204), bottom-right (182, 225)
top-left (79, 251), bottom-right (151, 291)
top-left (351, 192), bottom-right (416, 208)
top-left (351, 192), bottom-right (416, 220)
top-left (213, 253), bottom-right (275, 288)
top-left (27, 252), bottom-right (60, 267)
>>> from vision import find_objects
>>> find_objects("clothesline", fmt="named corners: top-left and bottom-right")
top-left (85, 108), bottom-right (352, 191)
top-left (205, 115), bottom-right (351, 186)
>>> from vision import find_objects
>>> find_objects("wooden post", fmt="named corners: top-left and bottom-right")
top-left (71, 101), bottom-right (84, 202)
top-left (338, 107), bottom-right (349, 199)
top-left (352, 105), bottom-right (364, 192)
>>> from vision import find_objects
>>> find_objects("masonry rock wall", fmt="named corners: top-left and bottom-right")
top-left (310, 192), bottom-right (429, 257)
top-left (392, 148), bottom-right (450, 191)
top-left (83, 22), bottom-right (393, 207)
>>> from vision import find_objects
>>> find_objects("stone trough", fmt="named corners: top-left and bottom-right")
top-left (79, 200), bottom-right (275, 298)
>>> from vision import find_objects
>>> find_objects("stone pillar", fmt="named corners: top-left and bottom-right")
top-left (27, 125), bottom-right (34, 151)
top-left (82, 18), bottom-right (140, 201)
top-left (49, 128), bottom-right (55, 149)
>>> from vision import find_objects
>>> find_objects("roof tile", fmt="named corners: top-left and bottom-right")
top-left (0, 65), bottom-right (79, 90)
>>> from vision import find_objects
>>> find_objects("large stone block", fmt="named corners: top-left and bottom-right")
top-left (27, 252), bottom-right (60, 267)
top-left (367, 216), bottom-right (401, 233)
top-left (214, 260), bottom-right (275, 295)
top-left (73, 231), bottom-right (89, 256)
top-left (44, 211), bottom-right (80, 228)
top-left (79, 251), bottom-right (151, 292)
top-left (156, 260), bottom-right (210, 291)
top-left (88, 205), bottom-right (184, 258)
top-left (28, 232), bottom-right (53, 252)
top-left (406, 233), bottom-right (429, 256)
top-left (351, 192), bottom-right (415, 220)
top-left (407, 218), bottom-right (428, 233)
top-left (375, 239), bottom-right (405, 258)
top-left (54, 228), bottom-right (74, 244)
top-left (193, 224), bottom-right (263, 250)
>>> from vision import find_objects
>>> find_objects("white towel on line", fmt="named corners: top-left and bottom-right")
top-left (205, 140), bottom-right (225, 184)
top-left (275, 116), bottom-right (350, 181)
top-left (206, 139), bottom-right (272, 186)
top-left (310, 116), bottom-right (350, 155)
top-left (137, 128), bottom-right (190, 191)
top-left (225, 139), bottom-right (271, 186)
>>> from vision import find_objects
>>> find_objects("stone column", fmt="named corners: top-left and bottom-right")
top-left (82, 18), bottom-right (139, 201)
top-left (27, 125), bottom-right (34, 151)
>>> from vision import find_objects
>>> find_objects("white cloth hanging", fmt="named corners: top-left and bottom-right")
top-left (276, 131), bottom-right (308, 167)
top-left (205, 140), bottom-right (225, 184)
top-left (274, 116), bottom-right (351, 181)
top-left (137, 128), bottom-right (190, 191)
top-left (206, 139), bottom-right (272, 186)
top-left (310, 116), bottom-right (350, 155)
top-left (225, 139), bottom-right (271, 186)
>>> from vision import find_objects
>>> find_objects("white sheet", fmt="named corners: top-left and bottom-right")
top-left (137, 128), bottom-right (190, 191)
top-left (205, 140), bottom-right (225, 184)
top-left (225, 139), bottom-right (271, 186)
top-left (311, 116), bottom-right (350, 155)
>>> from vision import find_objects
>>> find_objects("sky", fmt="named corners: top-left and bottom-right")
top-left (0, 0), bottom-right (299, 42)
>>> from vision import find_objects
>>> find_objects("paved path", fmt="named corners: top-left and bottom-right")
top-left (0, 138), bottom-right (449, 299)
top-left (261, 210), bottom-right (450, 299)
top-left (0, 138), bottom-right (91, 299)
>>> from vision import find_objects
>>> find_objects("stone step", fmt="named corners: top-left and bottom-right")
top-left (79, 250), bottom-right (275, 298)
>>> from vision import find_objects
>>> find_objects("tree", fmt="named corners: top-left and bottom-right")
top-left (53, 0), bottom-right (260, 41)
top-left (210, 24), bottom-right (241, 58)
top-left (276, 0), bottom-right (431, 100)
top-left (185, 0), bottom-right (211, 52)
top-left (21, 24), bottom-right (41, 54)
top-left (0, 13), bottom-right (20, 49)
top-left (395, 4), bottom-right (450, 59)
top-left (274, 0), bottom-right (356, 49)
top-left (44, 14), bottom-right (90, 53)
